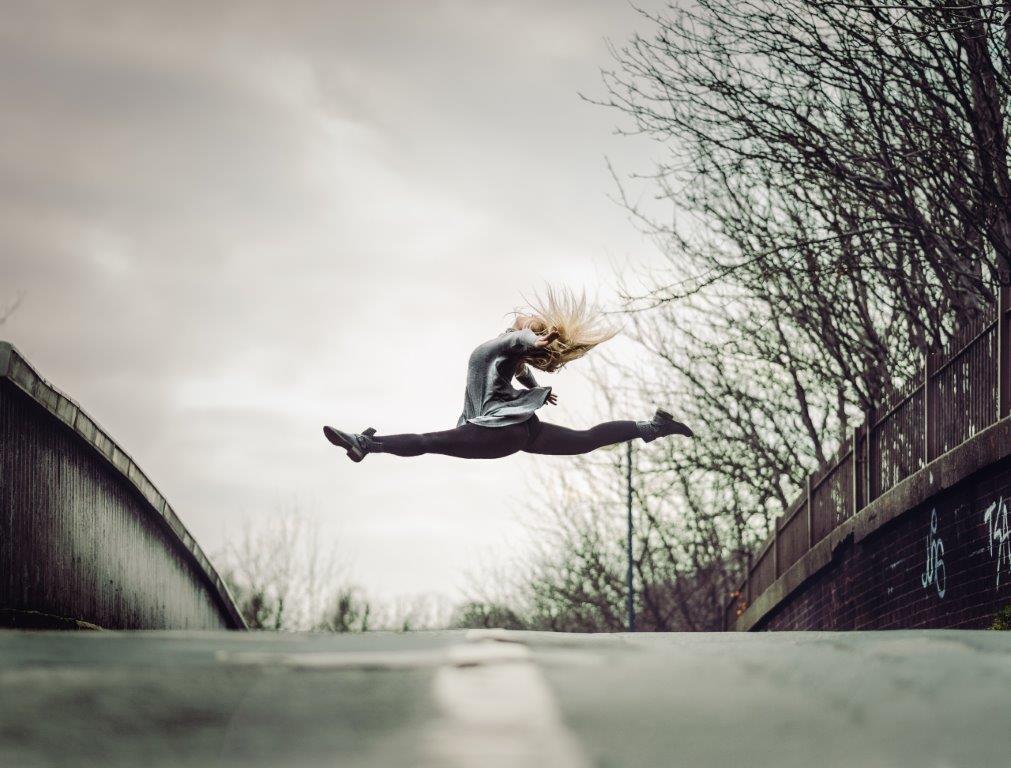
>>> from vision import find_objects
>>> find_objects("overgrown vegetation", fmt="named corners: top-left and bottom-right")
top-left (991, 605), bottom-right (1011, 630)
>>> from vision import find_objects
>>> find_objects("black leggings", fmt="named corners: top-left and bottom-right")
top-left (372, 414), bottom-right (640, 458)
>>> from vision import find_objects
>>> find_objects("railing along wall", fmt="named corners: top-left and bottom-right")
top-left (724, 284), bottom-right (1011, 630)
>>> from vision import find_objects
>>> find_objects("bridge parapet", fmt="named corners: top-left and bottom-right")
top-left (0, 342), bottom-right (245, 629)
top-left (728, 285), bottom-right (1011, 630)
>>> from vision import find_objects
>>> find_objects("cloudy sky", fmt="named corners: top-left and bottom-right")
top-left (1, 0), bottom-right (671, 606)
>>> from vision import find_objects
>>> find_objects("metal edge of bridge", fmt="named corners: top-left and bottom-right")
top-left (0, 341), bottom-right (247, 630)
top-left (734, 415), bottom-right (1011, 631)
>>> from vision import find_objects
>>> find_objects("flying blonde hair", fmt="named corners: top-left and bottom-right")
top-left (505, 284), bottom-right (622, 373)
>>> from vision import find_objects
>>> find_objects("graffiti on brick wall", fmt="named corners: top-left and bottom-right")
top-left (920, 508), bottom-right (947, 599)
top-left (983, 496), bottom-right (1010, 587)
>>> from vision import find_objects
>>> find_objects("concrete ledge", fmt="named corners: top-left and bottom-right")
top-left (735, 416), bottom-right (1011, 631)
top-left (0, 609), bottom-right (103, 631)
top-left (0, 341), bottom-right (246, 630)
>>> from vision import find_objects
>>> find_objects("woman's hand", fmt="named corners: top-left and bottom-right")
top-left (534, 329), bottom-right (559, 349)
top-left (546, 391), bottom-right (558, 405)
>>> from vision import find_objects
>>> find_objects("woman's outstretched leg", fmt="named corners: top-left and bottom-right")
top-left (523, 420), bottom-right (641, 455)
top-left (370, 422), bottom-right (529, 459)
top-left (524, 409), bottom-right (694, 455)
top-left (325, 409), bottom-right (691, 462)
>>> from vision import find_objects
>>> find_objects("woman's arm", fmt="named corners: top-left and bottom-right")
top-left (514, 362), bottom-right (558, 403)
top-left (511, 330), bottom-right (560, 404)
top-left (515, 362), bottom-right (539, 389)
top-left (507, 327), bottom-right (559, 355)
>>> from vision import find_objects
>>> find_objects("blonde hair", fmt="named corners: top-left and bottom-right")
top-left (506, 284), bottom-right (622, 373)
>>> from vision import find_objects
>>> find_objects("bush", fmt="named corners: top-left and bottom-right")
top-left (991, 605), bottom-right (1011, 631)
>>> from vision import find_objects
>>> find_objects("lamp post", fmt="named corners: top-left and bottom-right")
top-left (626, 439), bottom-right (635, 632)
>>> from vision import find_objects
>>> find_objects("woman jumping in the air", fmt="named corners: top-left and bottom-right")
top-left (323, 285), bottom-right (693, 462)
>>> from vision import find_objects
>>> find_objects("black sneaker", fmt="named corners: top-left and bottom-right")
top-left (636, 408), bottom-right (693, 443)
top-left (323, 425), bottom-right (379, 462)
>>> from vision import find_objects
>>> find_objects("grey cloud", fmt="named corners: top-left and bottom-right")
top-left (0, 0), bottom-right (667, 601)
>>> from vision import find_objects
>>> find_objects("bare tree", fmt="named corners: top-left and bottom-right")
top-left (596, 1), bottom-right (1008, 300)
top-left (449, 601), bottom-right (528, 630)
top-left (453, 365), bottom-right (733, 632)
top-left (0, 292), bottom-right (24, 327)
top-left (215, 512), bottom-right (464, 632)
top-left (215, 509), bottom-right (359, 631)
top-left (376, 593), bottom-right (456, 631)
top-left (592, 0), bottom-right (1010, 593)
top-left (472, 1), bottom-right (1011, 631)
top-left (315, 586), bottom-right (372, 633)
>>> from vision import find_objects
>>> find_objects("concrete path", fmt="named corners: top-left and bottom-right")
top-left (1, 629), bottom-right (1009, 767)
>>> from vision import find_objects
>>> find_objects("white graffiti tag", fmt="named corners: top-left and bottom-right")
top-left (983, 496), bottom-right (1011, 587)
top-left (921, 509), bottom-right (946, 599)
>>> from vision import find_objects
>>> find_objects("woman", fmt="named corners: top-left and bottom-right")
top-left (323, 285), bottom-right (693, 462)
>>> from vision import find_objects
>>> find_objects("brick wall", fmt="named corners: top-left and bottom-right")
top-left (757, 457), bottom-right (1011, 630)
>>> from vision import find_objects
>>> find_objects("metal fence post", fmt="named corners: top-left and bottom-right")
top-left (772, 521), bottom-right (780, 579)
top-left (626, 440), bottom-right (635, 633)
top-left (865, 407), bottom-right (875, 504)
top-left (851, 426), bottom-right (861, 514)
top-left (806, 473), bottom-right (814, 548)
top-left (746, 551), bottom-right (753, 606)
top-left (1000, 283), bottom-right (1010, 420)
top-left (924, 352), bottom-right (934, 463)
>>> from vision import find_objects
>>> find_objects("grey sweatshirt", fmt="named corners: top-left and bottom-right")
top-left (456, 327), bottom-right (553, 428)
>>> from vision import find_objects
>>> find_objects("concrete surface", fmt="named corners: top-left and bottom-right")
top-left (1, 629), bottom-right (1009, 767)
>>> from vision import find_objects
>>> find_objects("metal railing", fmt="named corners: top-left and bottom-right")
top-left (724, 284), bottom-right (1011, 630)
